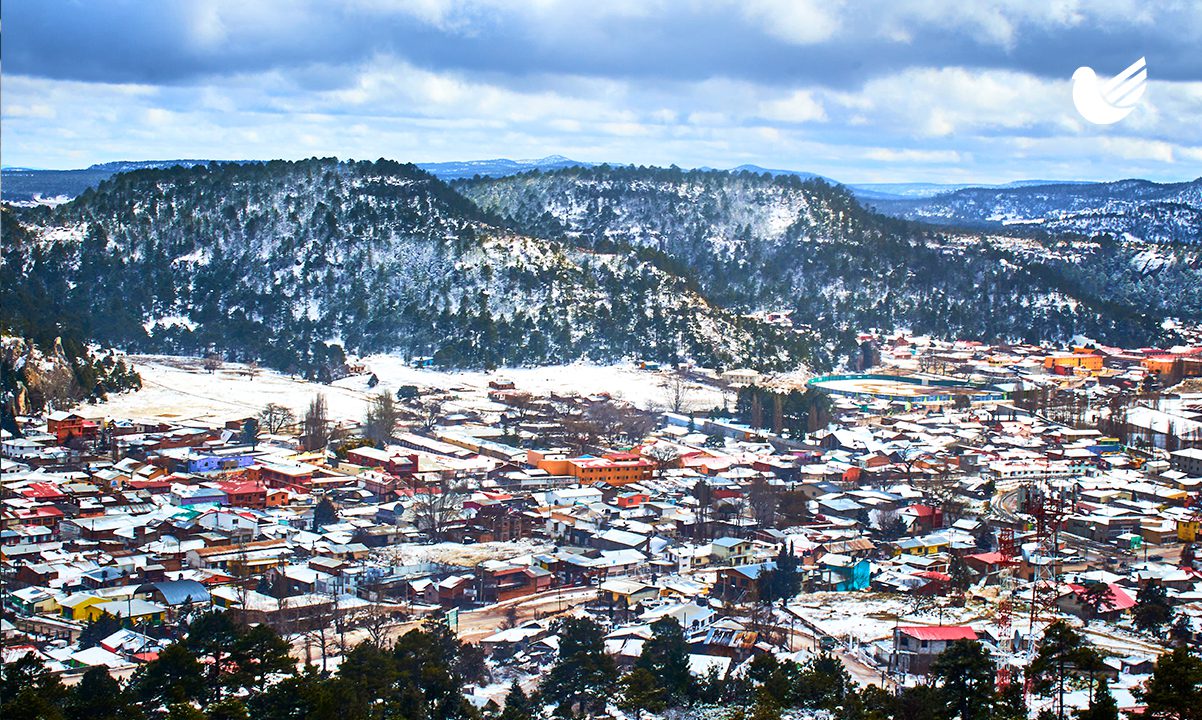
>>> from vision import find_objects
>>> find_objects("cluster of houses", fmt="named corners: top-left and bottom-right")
top-left (2, 346), bottom-right (1200, 704)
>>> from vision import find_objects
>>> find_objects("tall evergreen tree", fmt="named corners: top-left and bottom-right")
top-left (0, 653), bottom-right (68, 720)
top-left (1133, 580), bottom-right (1174, 634)
top-left (1136, 646), bottom-right (1202, 720)
top-left (499, 681), bottom-right (534, 720)
top-left (1029, 621), bottom-right (1093, 720)
top-left (931, 640), bottom-right (995, 720)
top-left (540, 617), bottom-right (617, 717)
top-left (635, 617), bottom-right (693, 706)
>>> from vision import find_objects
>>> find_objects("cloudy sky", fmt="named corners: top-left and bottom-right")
top-left (4, 0), bottom-right (1201, 183)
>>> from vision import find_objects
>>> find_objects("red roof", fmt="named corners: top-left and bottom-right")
top-left (21, 483), bottom-right (66, 499)
top-left (1067, 583), bottom-right (1136, 611)
top-left (967, 551), bottom-right (1008, 565)
top-left (898, 626), bottom-right (978, 641)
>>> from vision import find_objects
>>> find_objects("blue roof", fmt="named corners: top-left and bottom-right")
top-left (136, 579), bottom-right (210, 606)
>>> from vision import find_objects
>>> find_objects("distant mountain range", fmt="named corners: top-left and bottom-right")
top-left (1, 157), bottom-right (596, 203)
top-left (6, 158), bottom-right (1199, 245)
top-left (863, 177), bottom-right (1202, 244)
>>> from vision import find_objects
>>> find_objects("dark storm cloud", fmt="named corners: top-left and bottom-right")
top-left (6, 1), bottom-right (1200, 90)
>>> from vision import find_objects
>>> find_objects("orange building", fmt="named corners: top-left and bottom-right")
top-left (527, 450), bottom-right (654, 486)
top-left (1043, 353), bottom-right (1103, 371)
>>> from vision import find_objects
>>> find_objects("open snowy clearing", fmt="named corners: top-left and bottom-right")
top-left (87, 354), bottom-right (730, 423)
top-left (354, 354), bottom-right (730, 412)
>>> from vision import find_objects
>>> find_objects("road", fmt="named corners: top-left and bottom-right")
top-left (779, 609), bottom-right (896, 690)
top-left (991, 486), bottom-right (1179, 565)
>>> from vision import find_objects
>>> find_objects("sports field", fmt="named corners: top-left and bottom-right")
top-left (808, 374), bottom-right (1004, 404)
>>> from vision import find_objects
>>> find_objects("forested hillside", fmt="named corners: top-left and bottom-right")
top-left (459, 166), bottom-right (1191, 351)
top-left (0, 159), bottom-right (811, 377)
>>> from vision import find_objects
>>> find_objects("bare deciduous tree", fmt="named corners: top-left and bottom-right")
top-left (668, 375), bottom-right (691, 414)
top-left (645, 442), bottom-right (680, 478)
top-left (363, 391), bottom-right (400, 447)
top-left (202, 353), bottom-right (222, 374)
top-left (411, 476), bottom-right (467, 541)
top-left (259, 402), bottom-right (297, 434)
top-left (748, 476), bottom-right (780, 528)
top-left (302, 394), bottom-right (331, 451)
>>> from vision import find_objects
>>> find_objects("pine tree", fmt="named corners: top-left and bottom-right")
top-left (1078, 582), bottom-right (1116, 621)
top-left (540, 617), bottom-right (617, 717)
top-left (618, 667), bottom-right (666, 713)
top-left (635, 617), bottom-right (693, 706)
top-left (314, 497), bottom-right (338, 528)
top-left (1030, 621), bottom-right (1093, 720)
top-left (1133, 580), bottom-right (1173, 634)
top-left (499, 681), bottom-right (533, 720)
top-left (1075, 676), bottom-right (1118, 720)
top-left (64, 666), bottom-right (133, 720)
top-left (1135, 646), bottom-right (1202, 720)
top-left (948, 553), bottom-right (973, 591)
top-left (1, 653), bottom-right (68, 720)
top-left (931, 640), bottom-right (995, 720)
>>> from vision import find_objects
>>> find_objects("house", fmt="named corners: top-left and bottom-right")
top-left (215, 480), bottom-right (267, 509)
top-left (59, 593), bottom-right (107, 621)
top-left (817, 554), bottom-right (871, 592)
top-left (599, 579), bottom-right (660, 610)
top-left (615, 491), bottom-right (650, 508)
top-left (1056, 583), bottom-right (1136, 622)
top-left (891, 533), bottom-right (951, 557)
top-left (170, 485), bottom-right (227, 507)
top-left (47, 411), bottom-right (100, 444)
top-left (477, 565), bottom-right (553, 603)
top-left (258, 462), bottom-right (316, 490)
top-left (135, 579), bottom-right (212, 613)
top-left (710, 537), bottom-right (754, 566)
top-left (714, 561), bottom-right (774, 603)
top-left (85, 599), bottom-right (167, 627)
top-left (890, 626), bottom-right (978, 675)
top-left (9, 586), bottom-right (59, 615)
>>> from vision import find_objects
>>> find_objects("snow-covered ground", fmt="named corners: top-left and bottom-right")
top-left (789, 592), bottom-right (983, 644)
top-left (89, 355), bottom-right (375, 423)
top-left (355, 354), bottom-right (729, 412)
top-left (88, 354), bottom-right (730, 423)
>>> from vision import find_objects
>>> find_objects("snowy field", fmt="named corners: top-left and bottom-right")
top-left (88, 354), bottom-right (730, 423)
top-left (355, 354), bottom-right (729, 412)
top-left (789, 592), bottom-right (984, 644)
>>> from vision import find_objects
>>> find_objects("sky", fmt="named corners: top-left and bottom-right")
top-left (3, 0), bottom-right (1201, 184)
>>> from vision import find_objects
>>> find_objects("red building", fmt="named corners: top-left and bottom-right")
top-left (257, 463), bottom-right (315, 491)
top-left (47, 411), bottom-right (100, 444)
top-left (216, 480), bottom-right (268, 509)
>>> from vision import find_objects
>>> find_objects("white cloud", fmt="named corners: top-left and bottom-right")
top-left (739, 0), bottom-right (841, 45)
top-left (758, 90), bottom-right (827, 123)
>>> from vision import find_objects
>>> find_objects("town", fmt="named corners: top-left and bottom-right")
top-left (2, 333), bottom-right (1201, 719)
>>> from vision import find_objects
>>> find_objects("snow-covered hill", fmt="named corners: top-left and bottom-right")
top-left (865, 178), bottom-right (1202, 244)
top-left (0, 159), bottom-right (811, 376)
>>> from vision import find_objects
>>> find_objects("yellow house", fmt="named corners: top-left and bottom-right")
top-left (83, 598), bottom-right (167, 627)
top-left (893, 534), bottom-right (950, 556)
top-left (1178, 519), bottom-right (1199, 542)
top-left (598, 579), bottom-right (660, 609)
top-left (710, 537), bottom-right (754, 566)
top-left (58, 592), bottom-right (107, 621)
